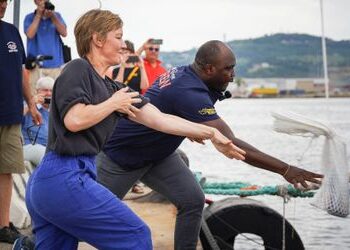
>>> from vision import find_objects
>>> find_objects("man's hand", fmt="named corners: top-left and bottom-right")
top-left (46, 10), bottom-right (55, 19)
top-left (143, 39), bottom-right (153, 50)
top-left (136, 39), bottom-right (153, 56)
top-left (36, 5), bottom-right (45, 17)
top-left (211, 129), bottom-right (246, 160)
top-left (283, 165), bottom-right (323, 189)
top-left (34, 94), bottom-right (45, 105)
top-left (28, 105), bottom-right (42, 125)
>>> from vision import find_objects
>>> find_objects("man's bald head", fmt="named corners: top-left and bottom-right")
top-left (194, 40), bottom-right (234, 67)
top-left (192, 40), bottom-right (236, 92)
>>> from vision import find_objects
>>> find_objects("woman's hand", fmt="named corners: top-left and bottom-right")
top-left (210, 129), bottom-right (246, 160)
top-left (110, 87), bottom-right (142, 117)
top-left (283, 165), bottom-right (323, 189)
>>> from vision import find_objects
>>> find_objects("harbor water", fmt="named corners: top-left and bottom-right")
top-left (180, 98), bottom-right (350, 250)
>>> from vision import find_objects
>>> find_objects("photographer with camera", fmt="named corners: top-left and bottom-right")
top-left (24, 0), bottom-right (67, 94)
top-left (136, 38), bottom-right (166, 94)
top-left (22, 76), bottom-right (54, 167)
top-left (110, 40), bottom-right (149, 93)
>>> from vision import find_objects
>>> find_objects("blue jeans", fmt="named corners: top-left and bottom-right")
top-left (26, 151), bottom-right (152, 250)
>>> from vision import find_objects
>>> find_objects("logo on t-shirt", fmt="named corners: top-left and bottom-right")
top-left (159, 67), bottom-right (178, 89)
top-left (198, 107), bottom-right (216, 115)
top-left (7, 41), bottom-right (18, 53)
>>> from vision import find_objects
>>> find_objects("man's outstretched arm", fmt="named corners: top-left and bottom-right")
top-left (202, 118), bottom-right (323, 188)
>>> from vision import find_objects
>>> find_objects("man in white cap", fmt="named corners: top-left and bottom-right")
top-left (22, 76), bottom-right (54, 166)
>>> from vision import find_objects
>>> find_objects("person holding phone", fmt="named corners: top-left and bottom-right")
top-left (136, 38), bottom-right (166, 94)
top-left (22, 76), bottom-right (54, 167)
top-left (111, 40), bottom-right (149, 93)
top-left (110, 40), bottom-right (149, 193)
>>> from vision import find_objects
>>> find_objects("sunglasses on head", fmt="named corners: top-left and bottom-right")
top-left (148, 47), bottom-right (159, 52)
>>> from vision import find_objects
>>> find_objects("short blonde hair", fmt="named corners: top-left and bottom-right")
top-left (74, 9), bottom-right (123, 58)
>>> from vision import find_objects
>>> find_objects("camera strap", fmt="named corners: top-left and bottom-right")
top-left (58, 36), bottom-right (72, 63)
top-left (124, 66), bottom-right (139, 85)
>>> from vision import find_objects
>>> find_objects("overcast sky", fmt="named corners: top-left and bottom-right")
top-left (3, 0), bottom-right (350, 56)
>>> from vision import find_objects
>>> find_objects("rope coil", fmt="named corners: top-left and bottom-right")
top-left (201, 181), bottom-right (315, 198)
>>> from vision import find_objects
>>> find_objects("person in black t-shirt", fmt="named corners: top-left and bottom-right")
top-left (23, 9), bottom-right (245, 250)
top-left (111, 40), bottom-right (149, 93)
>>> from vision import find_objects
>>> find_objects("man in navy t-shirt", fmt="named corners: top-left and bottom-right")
top-left (102, 65), bottom-right (224, 169)
top-left (97, 40), bottom-right (323, 249)
top-left (0, 0), bottom-right (41, 244)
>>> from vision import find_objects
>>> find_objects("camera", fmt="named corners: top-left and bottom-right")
top-left (126, 56), bottom-right (140, 64)
top-left (44, 97), bottom-right (51, 104)
top-left (44, 1), bottom-right (55, 11)
top-left (25, 57), bottom-right (36, 70)
top-left (150, 39), bottom-right (163, 45)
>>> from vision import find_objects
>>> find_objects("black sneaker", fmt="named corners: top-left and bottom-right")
top-left (12, 236), bottom-right (35, 250)
top-left (9, 223), bottom-right (21, 235)
top-left (0, 222), bottom-right (23, 244)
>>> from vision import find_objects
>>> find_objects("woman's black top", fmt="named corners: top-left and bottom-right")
top-left (46, 58), bottom-right (148, 155)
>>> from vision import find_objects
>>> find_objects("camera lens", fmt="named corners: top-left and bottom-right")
top-left (44, 98), bottom-right (51, 104)
top-left (44, 1), bottom-right (55, 11)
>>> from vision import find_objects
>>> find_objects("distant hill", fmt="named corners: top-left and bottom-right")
top-left (160, 33), bottom-right (350, 85)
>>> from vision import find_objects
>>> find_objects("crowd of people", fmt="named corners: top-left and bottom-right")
top-left (0, 1), bottom-right (323, 249)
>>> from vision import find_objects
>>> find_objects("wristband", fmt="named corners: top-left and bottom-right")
top-left (283, 165), bottom-right (291, 177)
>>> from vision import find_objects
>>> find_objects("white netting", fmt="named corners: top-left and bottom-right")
top-left (272, 111), bottom-right (349, 217)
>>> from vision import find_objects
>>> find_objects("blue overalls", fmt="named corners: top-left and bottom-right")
top-left (26, 151), bottom-right (152, 250)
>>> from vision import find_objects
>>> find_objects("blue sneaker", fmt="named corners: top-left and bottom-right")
top-left (12, 236), bottom-right (35, 250)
